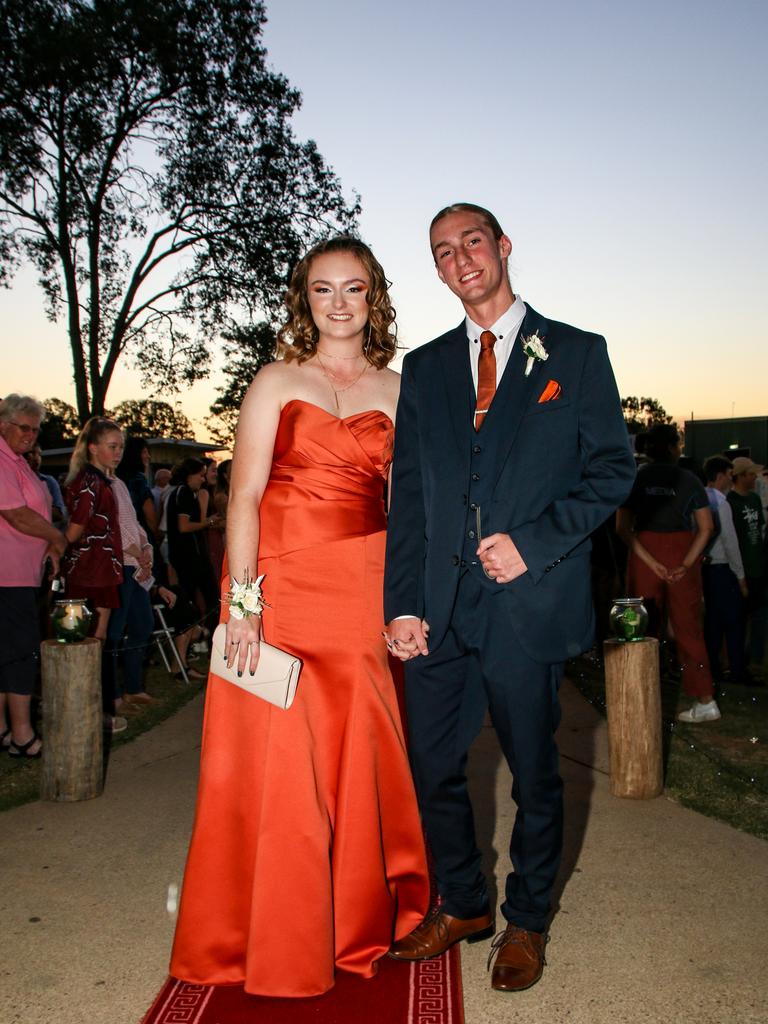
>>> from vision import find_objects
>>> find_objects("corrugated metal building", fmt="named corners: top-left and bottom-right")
top-left (684, 416), bottom-right (768, 465)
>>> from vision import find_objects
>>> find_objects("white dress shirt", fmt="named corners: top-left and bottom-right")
top-left (465, 295), bottom-right (527, 393)
top-left (706, 486), bottom-right (745, 579)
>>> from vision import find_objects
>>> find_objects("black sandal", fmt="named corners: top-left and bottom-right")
top-left (8, 730), bottom-right (42, 759)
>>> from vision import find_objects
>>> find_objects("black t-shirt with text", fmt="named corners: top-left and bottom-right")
top-left (623, 462), bottom-right (708, 533)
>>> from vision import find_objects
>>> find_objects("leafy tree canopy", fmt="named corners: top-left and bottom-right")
top-left (109, 398), bottom-right (194, 438)
top-left (621, 396), bottom-right (674, 435)
top-left (206, 321), bottom-right (275, 445)
top-left (0, 0), bottom-right (359, 421)
top-left (38, 397), bottom-right (80, 448)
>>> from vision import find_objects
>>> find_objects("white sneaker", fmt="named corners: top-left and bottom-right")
top-left (677, 700), bottom-right (721, 723)
top-left (103, 714), bottom-right (128, 733)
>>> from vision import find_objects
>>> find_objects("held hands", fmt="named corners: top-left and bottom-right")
top-left (477, 533), bottom-right (527, 584)
top-left (384, 617), bottom-right (430, 662)
top-left (225, 613), bottom-right (263, 676)
top-left (666, 564), bottom-right (689, 584)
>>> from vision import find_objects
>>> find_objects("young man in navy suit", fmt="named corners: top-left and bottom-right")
top-left (384, 203), bottom-right (635, 992)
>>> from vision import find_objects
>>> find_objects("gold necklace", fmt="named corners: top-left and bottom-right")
top-left (315, 351), bottom-right (369, 411)
top-left (316, 347), bottom-right (362, 360)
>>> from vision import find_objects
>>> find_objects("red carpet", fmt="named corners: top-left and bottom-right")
top-left (142, 947), bottom-right (464, 1024)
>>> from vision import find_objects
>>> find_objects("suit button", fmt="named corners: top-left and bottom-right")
top-left (467, 530), bottom-right (475, 539)
top-left (472, 473), bottom-right (480, 481)
top-left (472, 445), bottom-right (481, 454)
top-left (470, 503), bottom-right (478, 511)
top-left (452, 555), bottom-right (460, 566)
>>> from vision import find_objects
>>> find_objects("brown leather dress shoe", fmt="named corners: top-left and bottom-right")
top-left (488, 924), bottom-right (547, 992)
top-left (388, 906), bottom-right (495, 961)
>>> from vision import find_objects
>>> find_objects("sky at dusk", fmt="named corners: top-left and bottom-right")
top-left (2, 0), bottom-right (766, 436)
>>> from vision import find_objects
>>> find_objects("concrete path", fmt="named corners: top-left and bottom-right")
top-left (2, 682), bottom-right (767, 1024)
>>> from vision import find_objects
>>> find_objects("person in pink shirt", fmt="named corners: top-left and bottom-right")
top-left (0, 394), bottom-right (67, 759)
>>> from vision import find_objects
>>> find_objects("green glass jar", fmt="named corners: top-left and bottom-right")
top-left (51, 599), bottom-right (92, 643)
top-left (609, 598), bottom-right (649, 642)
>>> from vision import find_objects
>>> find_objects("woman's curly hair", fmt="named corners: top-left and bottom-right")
top-left (276, 236), bottom-right (397, 369)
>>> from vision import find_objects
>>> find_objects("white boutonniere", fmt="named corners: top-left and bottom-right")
top-left (522, 332), bottom-right (548, 377)
top-left (225, 570), bottom-right (267, 619)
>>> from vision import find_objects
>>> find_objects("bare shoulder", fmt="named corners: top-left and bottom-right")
top-left (378, 365), bottom-right (402, 400)
top-left (244, 359), bottom-right (294, 404)
top-left (373, 365), bottom-right (401, 420)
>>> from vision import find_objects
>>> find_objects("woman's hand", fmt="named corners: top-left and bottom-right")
top-left (647, 557), bottom-right (669, 581)
top-left (158, 585), bottom-right (177, 608)
top-left (225, 613), bottom-right (263, 676)
top-left (667, 564), bottom-right (688, 584)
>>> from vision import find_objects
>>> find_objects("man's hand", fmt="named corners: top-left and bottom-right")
top-left (45, 531), bottom-right (66, 575)
top-left (476, 533), bottom-right (527, 584)
top-left (739, 578), bottom-right (749, 599)
top-left (51, 531), bottom-right (67, 556)
top-left (45, 542), bottom-right (62, 577)
top-left (385, 616), bottom-right (429, 661)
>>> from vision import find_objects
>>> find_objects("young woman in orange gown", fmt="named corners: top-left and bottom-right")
top-left (170, 237), bottom-right (430, 997)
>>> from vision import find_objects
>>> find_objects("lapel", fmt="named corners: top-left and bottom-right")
top-left (438, 323), bottom-right (474, 458)
top-left (489, 304), bottom-right (550, 485)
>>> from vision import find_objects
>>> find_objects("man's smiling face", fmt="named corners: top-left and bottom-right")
top-left (430, 210), bottom-right (512, 312)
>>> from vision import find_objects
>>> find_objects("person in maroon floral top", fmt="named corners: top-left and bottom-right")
top-left (63, 418), bottom-right (124, 642)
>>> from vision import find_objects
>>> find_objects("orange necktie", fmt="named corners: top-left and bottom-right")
top-left (475, 330), bottom-right (497, 430)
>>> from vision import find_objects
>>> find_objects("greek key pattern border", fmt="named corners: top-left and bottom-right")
top-left (148, 980), bottom-right (213, 1023)
top-left (409, 951), bottom-right (455, 1024)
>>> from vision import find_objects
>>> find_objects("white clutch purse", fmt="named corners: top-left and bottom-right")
top-left (211, 623), bottom-right (301, 709)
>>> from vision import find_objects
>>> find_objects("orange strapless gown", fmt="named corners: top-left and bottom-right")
top-left (169, 400), bottom-right (429, 997)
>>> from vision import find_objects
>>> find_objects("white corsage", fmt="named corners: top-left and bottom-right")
top-left (225, 570), bottom-right (267, 619)
top-left (522, 332), bottom-right (549, 377)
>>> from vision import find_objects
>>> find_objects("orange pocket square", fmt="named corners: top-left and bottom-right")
top-left (538, 379), bottom-right (562, 403)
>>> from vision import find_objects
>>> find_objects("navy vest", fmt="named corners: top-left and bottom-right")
top-left (459, 358), bottom-right (518, 590)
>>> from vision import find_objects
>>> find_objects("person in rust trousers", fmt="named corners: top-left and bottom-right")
top-left (383, 203), bottom-right (634, 992)
top-left (616, 423), bottom-right (717, 723)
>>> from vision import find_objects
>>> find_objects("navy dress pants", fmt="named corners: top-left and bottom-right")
top-left (702, 562), bottom-right (746, 681)
top-left (404, 572), bottom-right (563, 935)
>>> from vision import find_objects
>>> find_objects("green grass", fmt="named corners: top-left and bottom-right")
top-left (568, 650), bottom-right (768, 841)
top-left (0, 658), bottom-right (205, 813)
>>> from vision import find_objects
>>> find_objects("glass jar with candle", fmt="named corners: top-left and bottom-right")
top-left (51, 599), bottom-right (92, 643)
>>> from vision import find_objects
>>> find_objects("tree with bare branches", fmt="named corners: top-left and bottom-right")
top-left (0, 0), bottom-right (358, 421)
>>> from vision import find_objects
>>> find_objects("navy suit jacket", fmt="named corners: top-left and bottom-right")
top-left (384, 304), bottom-right (636, 663)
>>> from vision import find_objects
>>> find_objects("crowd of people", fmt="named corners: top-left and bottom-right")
top-left (614, 423), bottom-right (768, 723)
top-left (0, 393), bottom-right (231, 750)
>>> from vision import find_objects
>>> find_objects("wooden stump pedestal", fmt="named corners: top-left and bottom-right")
top-left (603, 637), bottom-right (663, 799)
top-left (40, 638), bottom-right (103, 802)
